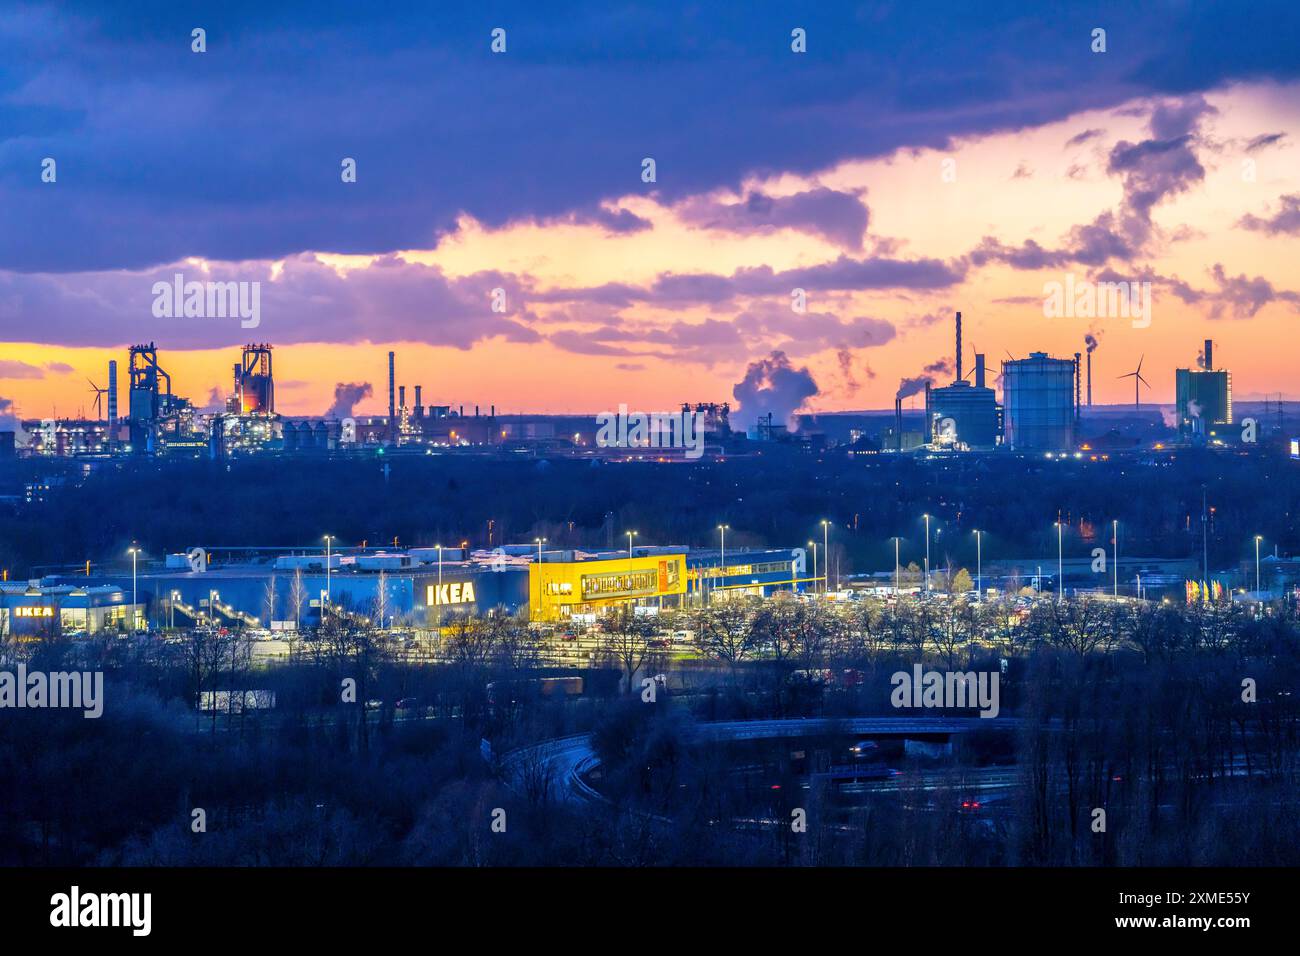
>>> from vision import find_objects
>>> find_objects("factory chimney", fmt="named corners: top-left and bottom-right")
top-left (107, 360), bottom-right (118, 428)
top-left (1074, 352), bottom-right (1081, 422)
top-left (925, 382), bottom-right (933, 441)
top-left (475, 405), bottom-right (480, 417)
top-left (414, 385), bottom-right (423, 419)
top-left (387, 351), bottom-right (396, 440)
top-left (894, 396), bottom-right (902, 452)
top-left (974, 353), bottom-right (985, 389)
top-left (1204, 338), bottom-right (1213, 371)
top-left (399, 385), bottom-right (406, 411)
top-left (1087, 352), bottom-right (1092, 407)
top-left (954, 311), bottom-right (962, 382)
top-left (490, 404), bottom-right (495, 417)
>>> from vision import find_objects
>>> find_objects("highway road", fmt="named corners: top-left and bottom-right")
top-left (504, 714), bottom-right (1026, 803)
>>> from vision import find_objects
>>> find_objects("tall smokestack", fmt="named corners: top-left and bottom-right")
top-left (975, 353), bottom-right (985, 389)
top-left (894, 396), bottom-right (902, 452)
top-left (1204, 338), bottom-right (1213, 371)
top-left (1074, 352), bottom-right (1081, 421)
top-left (399, 385), bottom-right (406, 411)
top-left (107, 360), bottom-right (118, 428)
top-left (1086, 352), bottom-right (1092, 406)
top-left (414, 385), bottom-right (423, 418)
top-left (955, 311), bottom-right (962, 383)
top-left (925, 382), bottom-right (933, 441)
top-left (387, 351), bottom-right (396, 440)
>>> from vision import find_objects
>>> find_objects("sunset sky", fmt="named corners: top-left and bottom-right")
top-left (2, 2), bottom-right (1299, 425)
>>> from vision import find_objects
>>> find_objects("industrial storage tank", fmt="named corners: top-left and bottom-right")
top-left (1001, 352), bottom-right (1076, 451)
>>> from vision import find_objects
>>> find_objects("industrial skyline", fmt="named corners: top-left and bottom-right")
top-left (3, 7), bottom-right (1300, 422)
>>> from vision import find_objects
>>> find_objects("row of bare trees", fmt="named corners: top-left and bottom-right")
top-left (681, 594), bottom-right (1285, 676)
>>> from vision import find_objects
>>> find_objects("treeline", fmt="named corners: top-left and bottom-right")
top-left (2, 447), bottom-right (1298, 578)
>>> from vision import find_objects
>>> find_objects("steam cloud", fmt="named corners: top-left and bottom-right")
top-left (896, 357), bottom-right (952, 399)
top-left (896, 375), bottom-right (934, 400)
top-left (732, 351), bottom-right (819, 431)
top-left (326, 381), bottom-right (374, 419)
top-left (1085, 333), bottom-right (1099, 353)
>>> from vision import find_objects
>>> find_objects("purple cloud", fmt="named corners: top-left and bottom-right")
top-left (676, 187), bottom-right (870, 250)
top-left (1238, 194), bottom-right (1300, 236)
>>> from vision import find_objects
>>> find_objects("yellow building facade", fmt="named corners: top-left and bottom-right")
top-left (528, 554), bottom-right (687, 621)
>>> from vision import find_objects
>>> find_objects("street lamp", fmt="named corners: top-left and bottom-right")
top-left (717, 524), bottom-right (729, 597)
top-left (890, 537), bottom-right (901, 594)
top-left (973, 530), bottom-right (983, 600)
top-left (1054, 520), bottom-right (1063, 603)
top-left (535, 537), bottom-right (547, 563)
top-left (1255, 535), bottom-right (1263, 594)
top-left (435, 544), bottom-right (443, 590)
top-left (821, 519), bottom-right (831, 593)
top-left (626, 530), bottom-right (638, 560)
top-left (127, 547), bottom-right (139, 632)
top-left (922, 514), bottom-right (931, 594)
top-left (808, 541), bottom-right (818, 596)
top-left (323, 535), bottom-right (335, 606)
top-left (1112, 520), bottom-right (1119, 598)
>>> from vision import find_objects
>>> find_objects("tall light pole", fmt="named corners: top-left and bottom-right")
top-left (922, 514), bottom-right (931, 594)
top-left (1055, 520), bottom-right (1063, 603)
top-left (323, 535), bottom-right (334, 607)
top-left (535, 537), bottom-right (546, 563)
top-left (973, 530), bottom-right (982, 600)
top-left (1201, 485), bottom-right (1209, 584)
top-left (127, 547), bottom-right (139, 632)
top-left (717, 524), bottom-right (728, 597)
top-left (1112, 519), bottom-right (1119, 598)
top-left (1255, 535), bottom-right (1263, 594)
top-left (891, 537), bottom-right (901, 593)
top-left (821, 520), bottom-right (832, 592)
top-left (626, 530), bottom-right (638, 560)
top-left (436, 544), bottom-right (443, 590)
top-left (808, 540), bottom-right (818, 596)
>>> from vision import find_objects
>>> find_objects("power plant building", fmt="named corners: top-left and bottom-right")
top-left (926, 353), bottom-right (999, 449)
top-left (1176, 339), bottom-right (1231, 440)
top-left (1001, 351), bottom-right (1077, 451)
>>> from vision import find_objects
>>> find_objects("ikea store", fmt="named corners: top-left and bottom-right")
top-left (42, 544), bottom-right (814, 632)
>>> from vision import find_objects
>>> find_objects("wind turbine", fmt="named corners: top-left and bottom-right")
top-left (1117, 355), bottom-right (1149, 408)
top-left (87, 378), bottom-right (108, 420)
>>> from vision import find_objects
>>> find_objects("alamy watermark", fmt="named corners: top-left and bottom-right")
top-left (50, 886), bottom-right (150, 936)
top-left (152, 272), bottom-right (261, 329)
top-left (1043, 274), bottom-right (1151, 328)
top-left (0, 664), bottom-right (104, 718)
top-left (890, 665), bottom-right (1000, 718)
top-left (595, 404), bottom-right (706, 459)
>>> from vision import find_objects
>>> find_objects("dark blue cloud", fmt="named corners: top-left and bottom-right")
top-left (1, 1), bottom-right (1298, 272)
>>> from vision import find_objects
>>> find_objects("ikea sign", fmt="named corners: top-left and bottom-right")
top-left (427, 581), bottom-right (477, 606)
